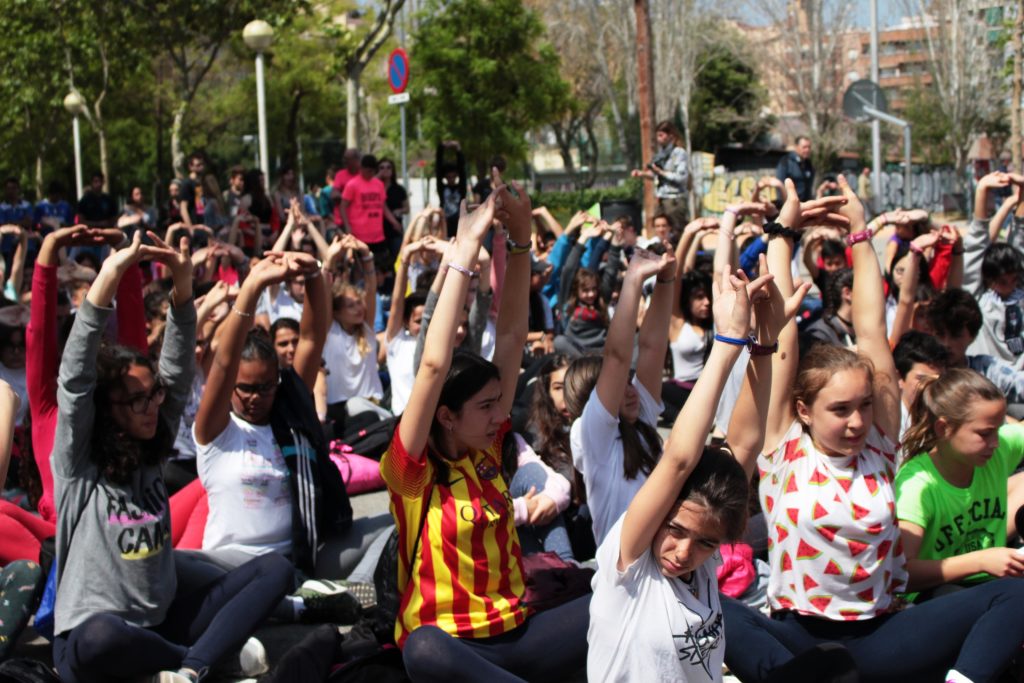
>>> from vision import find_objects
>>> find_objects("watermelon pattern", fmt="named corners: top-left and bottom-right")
top-left (758, 422), bottom-right (910, 621)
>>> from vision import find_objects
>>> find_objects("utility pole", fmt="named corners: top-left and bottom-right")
top-left (1012, 0), bottom-right (1023, 171)
top-left (634, 0), bottom-right (657, 233)
top-left (870, 0), bottom-right (882, 212)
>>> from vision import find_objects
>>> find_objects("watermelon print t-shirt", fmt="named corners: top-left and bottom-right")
top-left (758, 421), bottom-right (909, 621)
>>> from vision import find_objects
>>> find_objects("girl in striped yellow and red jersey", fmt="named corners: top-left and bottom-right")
top-left (380, 184), bottom-right (589, 682)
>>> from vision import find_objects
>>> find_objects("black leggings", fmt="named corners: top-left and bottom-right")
top-left (402, 594), bottom-right (590, 683)
top-left (53, 552), bottom-right (292, 683)
top-left (722, 576), bottom-right (1024, 683)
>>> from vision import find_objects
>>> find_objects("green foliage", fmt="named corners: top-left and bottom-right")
top-left (903, 82), bottom-right (955, 166)
top-left (530, 178), bottom-right (642, 216)
top-left (411, 0), bottom-right (570, 173)
top-left (689, 44), bottom-right (770, 154)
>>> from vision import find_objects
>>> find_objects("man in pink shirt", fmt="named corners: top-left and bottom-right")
top-left (341, 155), bottom-right (396, 257)
top-left (331, 148), bottom-right (361, 228)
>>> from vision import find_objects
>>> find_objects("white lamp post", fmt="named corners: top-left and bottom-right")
top-left (63, 90), bottom-right (86, 199)
top-left (243, 20), bottom-right (274, 184)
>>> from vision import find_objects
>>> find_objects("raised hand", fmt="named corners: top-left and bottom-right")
top-left (627, 247), bottom-right (673, 282)
top-left (140, 231), bottom-right (193, 305)
top-left (777, 178), bottom-right (849, 233)
top-left (712, 265), bottom-right (773, 341)
top-left (753, 254), bottom-right (810, 341)
top-left (683, 217), bottom-right (719, 235)
top-left (456, 190), bottom-right (498, 245)
top-left (495, 181), bottom-right (532, 238)
top-left (834, 175), bottom-right (866, 230)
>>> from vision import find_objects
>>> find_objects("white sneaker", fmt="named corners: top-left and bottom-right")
top-left (150, 672), bottom-right (195, 683)
top-left (238, 636), bottom-right (269, 677)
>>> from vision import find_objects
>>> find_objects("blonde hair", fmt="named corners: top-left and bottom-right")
top-left (901, 368), bottom-right (1005, 461)
top-left (331, 280), bottom-right (370, 357)
top-left (794, 344), bottom-right (875, 422)
top-left (402, 210), bottom-right (446, 266)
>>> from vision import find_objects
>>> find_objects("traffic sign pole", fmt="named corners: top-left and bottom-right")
top-left (387, 48), bottom-right (411, 211)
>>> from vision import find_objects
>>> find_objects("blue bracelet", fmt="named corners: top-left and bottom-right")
top-left (714, 333), bottom-right (748, 347)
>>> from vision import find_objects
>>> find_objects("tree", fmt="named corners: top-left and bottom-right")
top-left (56, 0), bottom-right (148, 191)
top-left (750, 0), bottom-right (854, 170)
top-left (689, 44), bottom-right (771, 154)
top-left (901, 0), bottom-right (1004, 178)
top-left (411, 0), bottom-right (569, 175)
top-left (324, 1), bottom-right (406, 150)
top-left (122, 0), bottom-right (297, 178)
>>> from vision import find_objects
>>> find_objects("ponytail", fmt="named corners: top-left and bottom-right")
top-left (901, 368), bottom-right (1005, 462)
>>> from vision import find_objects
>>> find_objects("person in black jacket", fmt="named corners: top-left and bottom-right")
top-left (775, 136), bottom-right (815, 202)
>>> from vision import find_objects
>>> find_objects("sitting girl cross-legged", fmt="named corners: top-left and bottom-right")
top-left (587, 264), bottom-right (773, 682)
top-left (381, 186), bottom-right (589, 683)
top-left (896, 369), bottom-right (1024, 600)
top-left (52, 232), bottom-right (291, 683)
top-left (722, 176), bottom-right (1024, 683)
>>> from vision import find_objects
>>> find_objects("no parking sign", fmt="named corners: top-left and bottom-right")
top-left (388, 48), bottom-right (410, 94)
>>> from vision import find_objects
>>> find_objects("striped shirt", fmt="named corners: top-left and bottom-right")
top-left (381, 419), bottom-right (527, 647)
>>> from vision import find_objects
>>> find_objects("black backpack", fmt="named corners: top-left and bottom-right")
top-left (0, 659), bottom-right (61, 683)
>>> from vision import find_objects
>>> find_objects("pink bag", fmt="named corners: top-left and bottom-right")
top-left (717, 542), bottom-right (757, 598)
top-left (329, 441), bottom-right (386, 495)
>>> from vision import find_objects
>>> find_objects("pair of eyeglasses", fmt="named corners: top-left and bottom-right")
top-left (113, 381), bottom-right (166, 414)
top-left (234, 376), bottom-right (281, 398)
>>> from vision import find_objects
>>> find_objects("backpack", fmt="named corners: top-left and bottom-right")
top-left (0, 659), bottom-right (61, 683)
top-left (342, 416), bottom-right (398, 462)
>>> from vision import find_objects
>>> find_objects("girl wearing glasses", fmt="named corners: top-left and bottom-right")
top-left (193, 247), bottom-right (368, 621)
top-left (52, 231), bottom-right (291, 683)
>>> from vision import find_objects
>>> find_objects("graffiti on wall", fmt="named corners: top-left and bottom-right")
top-left (699, 167), bottom-right (962, 216)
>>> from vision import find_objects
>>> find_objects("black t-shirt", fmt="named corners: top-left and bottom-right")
top-left (385, 182), bottom-right (408, 214)
top-left (76, 191), bottom-right (117, 223)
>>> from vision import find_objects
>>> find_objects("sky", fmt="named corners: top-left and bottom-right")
top-left (850, 0), bottom-right (906, 29)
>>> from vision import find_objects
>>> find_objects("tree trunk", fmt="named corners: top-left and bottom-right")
top-left (346, 72), bottom-right (360, 149)
top-left (634, 0), bottom-right (657, 235)
top-left (284, 88), bottom-right (305, 171)
top-left (171, 99), bottom-right (188, 179)
top-left (96, 109), bottom-right (109, 194)
top-left (34, 153), bottom-right (44, 200)
top-left (680, 95), bottom-right (695, 220)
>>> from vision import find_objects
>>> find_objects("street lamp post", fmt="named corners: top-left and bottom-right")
top-left (243, 20), bottom-right (274, 184)
top-left (63, 90), bottom-right (85, 200)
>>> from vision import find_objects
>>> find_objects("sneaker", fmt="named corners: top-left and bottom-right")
top-left (299, 589), bottom-right (363, 625)
top-left (148, 671), bottom-right (197, 683)
top-left (297, 578), bottom-right (377, 609)
top-left (237, 636), bottom-right (269, 677)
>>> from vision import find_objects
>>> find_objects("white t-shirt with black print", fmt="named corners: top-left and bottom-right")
top-left (589, 515), bottom-right (725, 683)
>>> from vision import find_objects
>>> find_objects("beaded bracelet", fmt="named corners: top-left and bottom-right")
top-left (231, 306), bottom-right (254, 319)
top-left (447, 263), bottom-right (474, 278)
top-left (846, 228), bottom-right (874, 247)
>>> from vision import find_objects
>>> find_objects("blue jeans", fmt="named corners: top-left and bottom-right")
top-left (403, 594), bottom-right (590, 683)
top-left (722, 576), bottom-right (1024, 682)
top-left (53, 553), bottom-right (291, 683)
top-left (509, 462), bottom-right (573, 561)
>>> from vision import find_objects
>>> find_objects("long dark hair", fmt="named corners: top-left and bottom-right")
top-left (527, 354), bottom-right (578, 494)
top-left (678, 270), bottom-right (712, 325)
top-left (92, 344), bottom-right (174, 485)
top-left (563, 355), bottom-right (661, 480)
top-left (430, 351), bottom-right (501, 485)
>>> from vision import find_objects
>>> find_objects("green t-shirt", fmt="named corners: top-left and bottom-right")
top-left (895, 423), bottom-right (1024, 590)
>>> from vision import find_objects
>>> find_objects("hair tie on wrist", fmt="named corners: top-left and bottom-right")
top-left (504, 232), bottom-right (531, 251)
top-left (447, 263), bottom-right (474, 278)
top-left (714, 333), bottom-right (748, 347)
top-left (763, 222), bottom-right (800, 240)
top-left (724, 207), bottom-right (740, 218)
